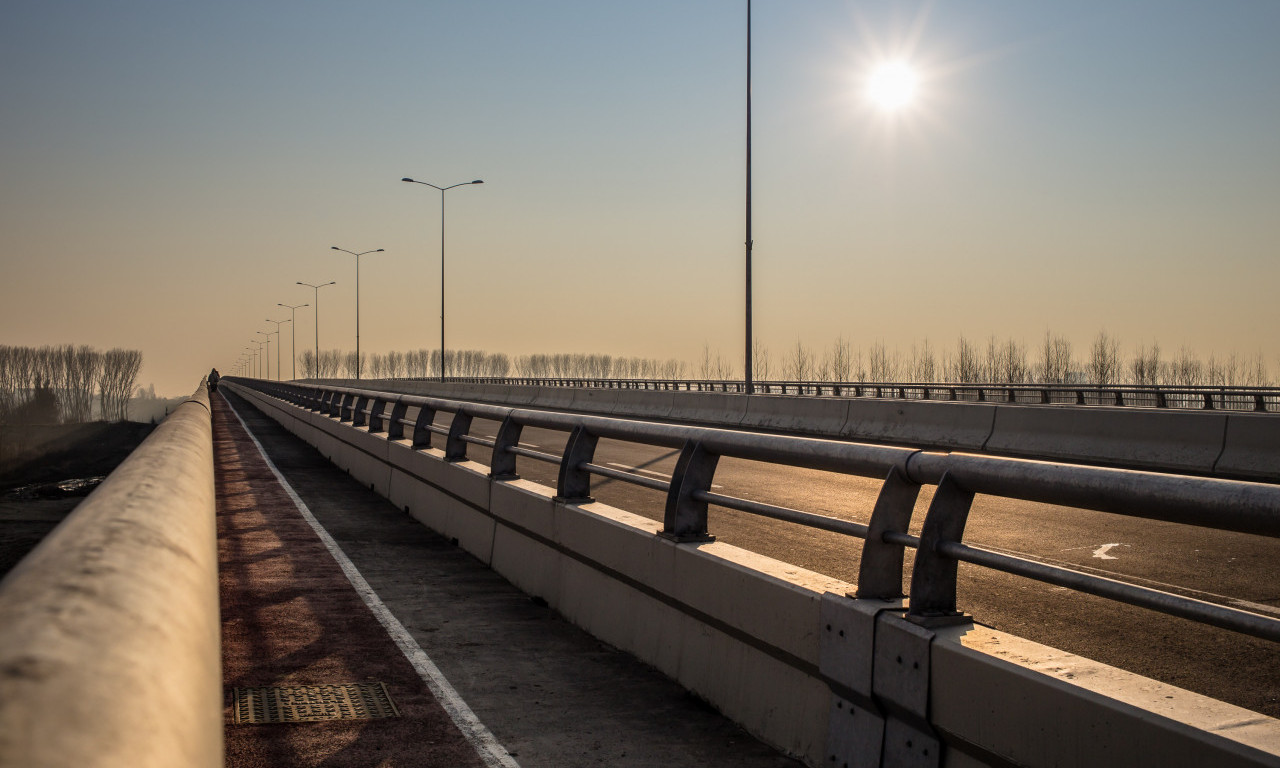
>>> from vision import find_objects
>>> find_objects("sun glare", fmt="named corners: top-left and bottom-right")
top-left (866, 61), bottom-right (919, 112)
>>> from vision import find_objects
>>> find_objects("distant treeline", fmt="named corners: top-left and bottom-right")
top-left (0, 345), bottom-right (143, 424)
top-left (296, 349), bottom-right (687, 380)
top-left (278, 331), bottom-right (1271, 388)
top-left (719, 331), bottom-right (1271, 387)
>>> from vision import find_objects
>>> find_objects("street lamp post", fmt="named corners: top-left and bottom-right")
top-left (330, 248), bottom-right (383, 379)
top-left (255, 331), bottom-right (271, 381)
top-left (278, 303), bottom-right (309, 380)
top-left (401, 177), bottom-right (484, 380)
top-left (744, 0), bottom-right (754, 395)
top-left (297, 281), bottom-right (336, 378)
top-left (266, 318), bottom-right (290, 381)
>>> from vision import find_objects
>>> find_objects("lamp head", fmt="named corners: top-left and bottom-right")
top-left (330, 246), bottom-right (339, 250)
top-left (401, 177), bottom-right (414, 183)
top-left (472, 179), bottom-right (484, 184)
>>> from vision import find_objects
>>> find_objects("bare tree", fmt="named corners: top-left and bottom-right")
top-left (868, 341), bottom-right (896, 382)
top-left (752, 339), bottom-right (772, 381)
top-left (97, 348), bottom-right (142, 421)
top-left (1086, 331), bottom-right (1121, 385)
top-left (1130, 342), bottom-right (1161, 385)
top-left (1038, 331), bottom-right (1074, 384)
top-left (829, 337), bottom-right (852, 382)
top-left (909, 339), bottom-right (937, 383)
top-left (783, 341), bottom-right (814, 381)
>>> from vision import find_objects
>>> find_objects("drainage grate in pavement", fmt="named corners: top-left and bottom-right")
top-left (231, 682), bottom-right (401, 724)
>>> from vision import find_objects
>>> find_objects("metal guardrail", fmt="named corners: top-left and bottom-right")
top-left (393, 376), bottom-right (1280, 412)
top-left (236, 377), bottom-right (1280, 644)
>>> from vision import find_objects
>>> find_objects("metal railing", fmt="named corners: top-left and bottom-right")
top-left (234, 377), bottom-right (1280, 644)
top-left (380, 376), bottom-right (1280, 412)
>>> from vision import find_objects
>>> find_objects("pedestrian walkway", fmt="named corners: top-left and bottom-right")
top-left (213, 389), bottom-right (802, 768)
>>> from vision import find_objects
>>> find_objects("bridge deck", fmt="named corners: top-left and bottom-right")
top-left (213, 388), bottom-right (801, 767)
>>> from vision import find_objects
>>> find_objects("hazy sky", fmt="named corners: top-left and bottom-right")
top-left (2, 1), bottom-right (1278, 395)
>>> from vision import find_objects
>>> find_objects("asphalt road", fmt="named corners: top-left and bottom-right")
top-left (430, 411), bottom-right (1280, 718)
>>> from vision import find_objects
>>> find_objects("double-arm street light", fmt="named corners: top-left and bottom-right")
top-left (255, 332), bottom-right (271, 380)
top-left (401, 177), bottom-right (484, 380)
top-left (278, 303), bottom-right (309, 380)
top-left (266, 318), bottom-right (290, 381)
top-left (297, 280), bottom-right (335, 378)
top-left (330, 248), bottom-right (383, 379)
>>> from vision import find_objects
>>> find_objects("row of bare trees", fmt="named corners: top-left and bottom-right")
top-left (275, 331), bottom-right (1271, 388)
top-left (740, 331), bottom-right (1271, 387)
top-left (0, 345), bottom-right (143, 423)
top-left (299, 349), bottom-right (516, 379)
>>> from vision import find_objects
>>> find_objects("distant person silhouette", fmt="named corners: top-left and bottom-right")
top-left (208, 368), bottom-right (220, 394)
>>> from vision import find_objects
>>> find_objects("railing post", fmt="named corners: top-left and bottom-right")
top-left (1256, 393), bottom-right (1267, 412)
top-left (411, 403), bottom-right (437, 449)
top-left (855, 467), bottom-right (923, 599)
top-left (906, 472), bottom-right (975, 624)
top-left (444, 409), bottom-right (473, 462)
top-left (351, 395), bottom-right (369, 427)
top-left (339, 393), bottom-right (355, 422)
top-left (490, 415), bottom-right (523, 480)
top-left (660, 440), bottom-right (718, 543)
top-left (367, 397), bottom-right (387, 433)
top-left (555, 426), bottom-right (598, 503)
top-left (387, 399), bottom-right (409, 440)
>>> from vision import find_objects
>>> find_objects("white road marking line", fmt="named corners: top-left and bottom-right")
top-left (603, 462), bottom-right (722, 489)
top-left (1231, 599), bottom-right (1280, 617)
top-left (223, 395), bottom-right (521, 768)
top-left (606, 462), bottom-right (668, 479)
top-left (1092, 543), bottom-right (1123, 560)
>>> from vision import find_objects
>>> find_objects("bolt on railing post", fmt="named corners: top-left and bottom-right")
top-left (906, 472), bottom-right (976, 624)
top-left (411, 403), bottom-right (437, 449)
top-left (659, 440), bottom-right (718, 543)
top-left (555, 426), bottom-right (599, 503)
top-left (489, 414), bottom-right (523, 480)
top-left (854, 466), bottom-right (923, 599)
top-left (444, 409), bottom-right (474, 462)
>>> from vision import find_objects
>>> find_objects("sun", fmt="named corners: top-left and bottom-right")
top-left (866, 61), bottom-right (919, 112)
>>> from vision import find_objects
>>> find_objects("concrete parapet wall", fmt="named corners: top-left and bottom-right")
top-left (984, 405), bottom-right (1227, 474)
top-left (0, 383), bottom-right (222, 768)
top-left (227, 382), bottom-right (1280, 767)
top-left (1216, 413), bottom-right (1280, 480)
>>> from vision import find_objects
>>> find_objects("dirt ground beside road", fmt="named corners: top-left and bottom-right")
top-left (0, 421), bottom-right (155, 578)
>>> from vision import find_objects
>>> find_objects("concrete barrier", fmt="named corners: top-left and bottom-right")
top-left (741, 394), bottom-right (851, 435)
top-left (0, 383), bottom-right (221, 768)
top-left (985, 405), bottom-right (1227, 474)
top-left (227, 380), bottom-right (1280, 768)
top-left (1215, 413), bottom-right (1280, 480)
top-left (666, 391), bottom-right (752, 425)
top-left (842, 399), bottom-right (998, 451)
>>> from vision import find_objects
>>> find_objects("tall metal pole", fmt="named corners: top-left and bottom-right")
top-left (297, 281), bottom-right (334, 378)
top-left (745, 0), bottom-right (754, 395)
top-left (266, 319), bottom-right (288, 381)
top-left (279, 303), bottom-right (308, 380)
top-left (256, 332), bottom-right (270, 381)
top-left (441, 188), bottom-right (446, 379)
top-left (330, 249), bottom-right (383, 380)
top-left (402, 178), bottom-right (483, 381)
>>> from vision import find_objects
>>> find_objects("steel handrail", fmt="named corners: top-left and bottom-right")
top-left (233, 378), bottom-right (1280, 643)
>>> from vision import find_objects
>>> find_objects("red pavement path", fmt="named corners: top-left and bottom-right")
top-left (214, 392), bottom-right (493, 767)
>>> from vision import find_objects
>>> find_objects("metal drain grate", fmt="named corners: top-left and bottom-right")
top-left (232, 682), bottom-right (401, 724)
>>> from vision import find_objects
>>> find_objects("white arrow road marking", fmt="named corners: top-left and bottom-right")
top-left (1092, 543), bottom-right (1124, 560)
